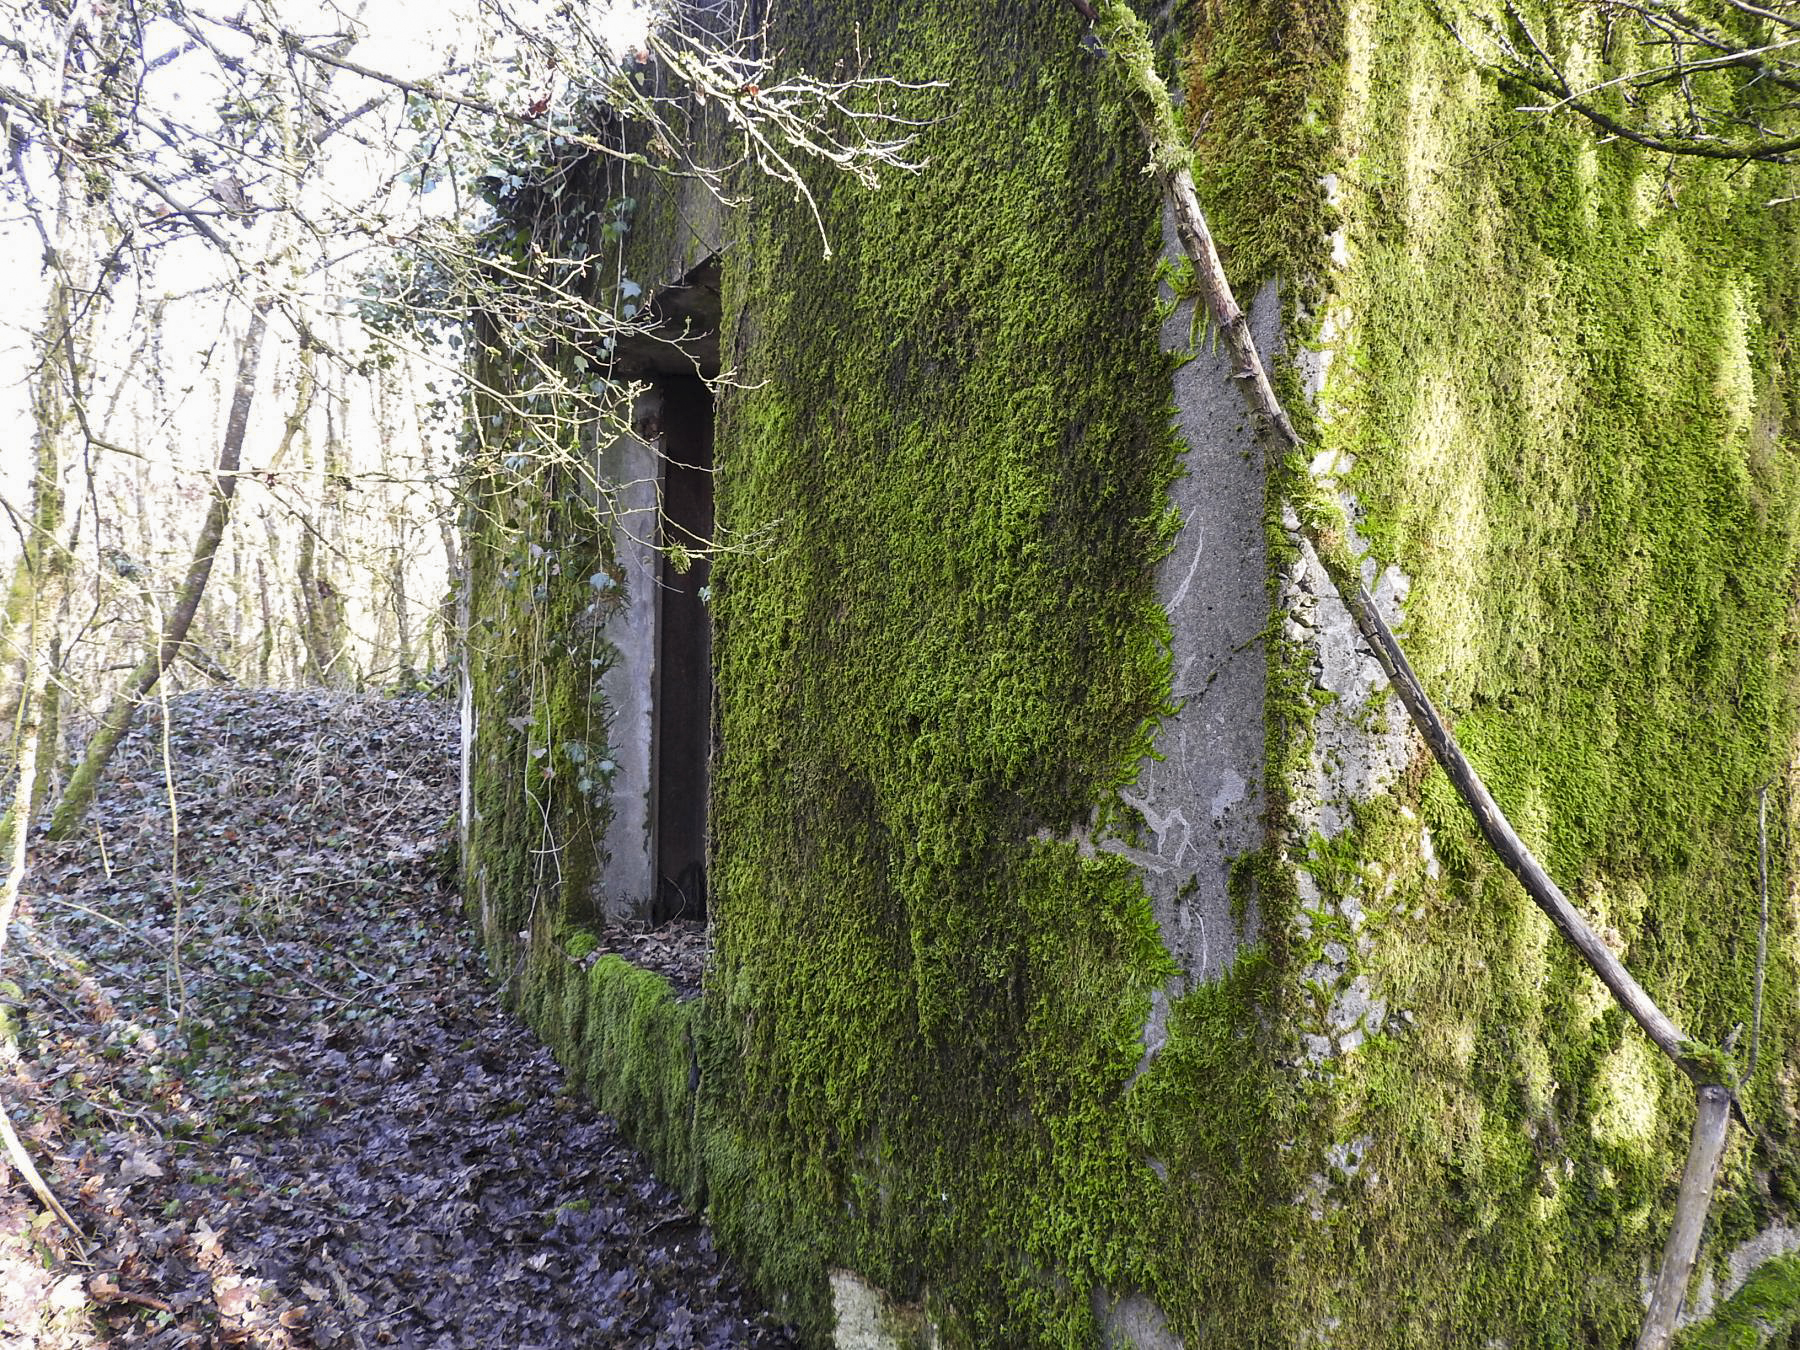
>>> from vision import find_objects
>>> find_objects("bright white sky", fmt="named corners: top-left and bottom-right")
top-left (0, 0), bottom-right (657, 552)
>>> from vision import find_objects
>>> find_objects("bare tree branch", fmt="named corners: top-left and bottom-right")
top-left (1436, 0), bottom-right (1800, 163)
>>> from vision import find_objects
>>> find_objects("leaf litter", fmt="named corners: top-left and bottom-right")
top-left (0, 689), bottom-right (793, 1348)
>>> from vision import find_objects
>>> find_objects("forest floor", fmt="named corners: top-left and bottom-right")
top-left (0, 689), bottom-right (790, 1349)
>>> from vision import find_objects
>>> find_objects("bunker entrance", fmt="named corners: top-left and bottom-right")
top-left (652, 378), bottom-right (713, 922)
top-left (603, 255), bottom-right (721, 927)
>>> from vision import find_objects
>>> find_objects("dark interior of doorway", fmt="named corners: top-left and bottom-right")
top-left (653, 376), bottom-right (713, 923)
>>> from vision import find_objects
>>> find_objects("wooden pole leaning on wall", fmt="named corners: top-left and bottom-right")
top-left (1075, 4), bottom-right (1746, 1343)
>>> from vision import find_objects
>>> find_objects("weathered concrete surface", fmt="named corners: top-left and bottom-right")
top-left (1282, 517), bottom-right (1413, 843)
top-left (592, 391), bottom-right (668, 920)
top-left (1105, 248), bottom-right (1279, 991)
top-left (1681, 1223), bottom-right (1800, 1326)
top-left (829, 1269), bottom-right (936, 1349)
top-left (1282, 525), bottom-right (1410, 1070)
top-left (1094, 1288), bottom-right (1186, 1350)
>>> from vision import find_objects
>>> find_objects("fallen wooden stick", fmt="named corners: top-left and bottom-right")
top-left (89, 1271), bottom-right (172, 1312)
top-left (0, 1097), bottom-right (90, 1259)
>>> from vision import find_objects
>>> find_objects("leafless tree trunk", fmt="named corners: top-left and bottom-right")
top-left (28, 632), bottom-right (63, 819)
top-left (0, 217), bottom-right (81, 859)
top-left (286, 351), bottom-right (350, 686)
top-left (296, 523), bottom-right (345, 683)
top-left (0, 345), bottom-right (88, 1263)
top-left (47, 301), bottom-right (271, 841)
top-left (2, 625), bottom-right (54, 936)
top-left (229, 539), bottom-right (246, 664)
top-left (392, 542), bottom-right (412, 678)
top-left (255, 546), bottom-right (275, 685)
top-left (0, 378), bottom-right (72, 868)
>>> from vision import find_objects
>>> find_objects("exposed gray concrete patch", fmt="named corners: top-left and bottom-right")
top-left (1299, 1133), bottom-right (1379, 1222)
top-left (829, 1269), bottom-right (936, 1349)
top-left (1419, 819), bottom-right (1440, 879)
top-left (592, 393), bottom-right (667, 920)
top-left (1678, 1223), bottom-right (1800, 1325)
top-left (1093, 1288), bottom-right (1185, 1349)
top-left (1124, 986), bottom-right (1173, 1087)
top-left (1282, 529), bottom-right (1413, 842)
top-left (1292, 831), bottom-right (1399, 1071)
top-left (1114, 224), bottom-right (1278, 993)
top-left (1727, 1227), bottom-right (1800, 1303)
top-left (1054, 218), bottom-right (1277, 1084)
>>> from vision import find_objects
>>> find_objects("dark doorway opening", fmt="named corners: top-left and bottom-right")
top-left (653, 377), bottom-right (713, 922)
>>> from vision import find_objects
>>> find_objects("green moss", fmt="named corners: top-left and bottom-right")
top-left (1182, 0), bottom-right (1344, 295)
top-left (696, 0), bottom-right (1291, 1338)
top-left (1130, 945), bottom-right (1290, 1343)
top-left (1263, 0), bottom-right (1800, 1343)
top-left (1681, 1254), bottom-right (1800, 1349)
top-left (459, 0), bottom-right (1800, 1342)
top-left (456, 0), bottom-right (1327, 1333)
top-left (510, 920), bottom-right (708, 1197)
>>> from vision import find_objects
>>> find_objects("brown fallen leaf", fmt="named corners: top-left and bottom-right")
top-left (118, 1147), bottom-right (165, 1183)
top-left (217, 1281), bottom-right (253, 1317)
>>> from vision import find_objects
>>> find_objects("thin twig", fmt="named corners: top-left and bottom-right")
top-left (93, 1285), bottom-right (173, 1313)
top-left (0, 1100), bottom-right (90, 1258)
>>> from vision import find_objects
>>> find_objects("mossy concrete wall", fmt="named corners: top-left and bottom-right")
top-left (1272, 0), bottom-right (1800, 1341)
top-left (460, 0), bottom-right (1800, 1344)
